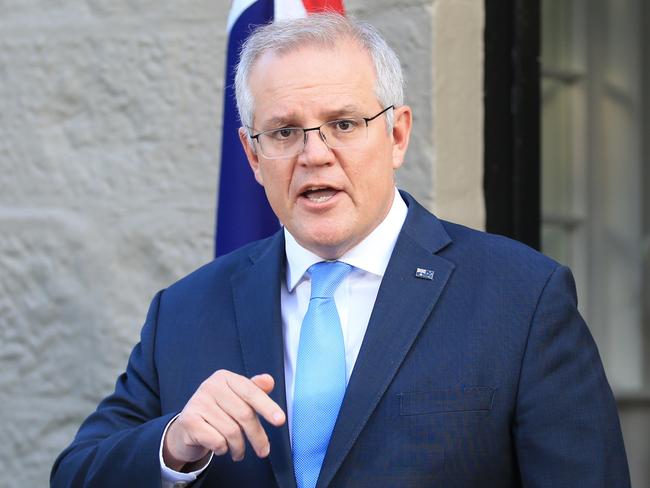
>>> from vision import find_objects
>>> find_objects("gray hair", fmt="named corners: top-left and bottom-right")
top-left (234, 12), bottom-right (404, 133)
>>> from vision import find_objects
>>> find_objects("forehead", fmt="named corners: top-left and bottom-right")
top-left (248, 41), bottom-right (378, 125)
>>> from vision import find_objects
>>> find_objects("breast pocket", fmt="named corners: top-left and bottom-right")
top-left (399, 386), bottom-right (495, 416)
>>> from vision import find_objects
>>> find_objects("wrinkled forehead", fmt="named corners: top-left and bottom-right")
top-left (247, 41), bottom-right (379, 124)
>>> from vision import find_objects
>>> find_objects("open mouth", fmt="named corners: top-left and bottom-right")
top-left (301, 186), bottom-right (338, 203)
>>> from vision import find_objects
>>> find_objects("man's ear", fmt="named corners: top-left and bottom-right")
top-left (238, 127), bottom-right (264, 185)
top-left (391, 105), bottom-right (412, 170)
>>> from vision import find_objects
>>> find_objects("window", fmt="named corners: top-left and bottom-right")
top-left (541, 0), bottom-right (649, 391)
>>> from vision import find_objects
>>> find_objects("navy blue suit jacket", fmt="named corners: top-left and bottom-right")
top-left (52, 192), bottom-right (630, 487)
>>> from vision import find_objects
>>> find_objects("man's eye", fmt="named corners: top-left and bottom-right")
top-left (269, 128), bottom-right (296, 140)
top-left (334, 119), bottom-right (358, 132)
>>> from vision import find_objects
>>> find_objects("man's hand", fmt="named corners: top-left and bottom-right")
top-left (162, 370), bottom-right (286, 471)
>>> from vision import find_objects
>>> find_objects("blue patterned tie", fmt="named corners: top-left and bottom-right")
top-left (292, 261), bottom-right (352, 488)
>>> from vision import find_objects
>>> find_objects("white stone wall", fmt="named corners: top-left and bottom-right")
top-left (0, 1), bottom-right (485, 485)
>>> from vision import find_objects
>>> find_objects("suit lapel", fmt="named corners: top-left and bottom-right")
top-left (231, 231), bottom-right (297, 488)
top-left (317, 194), bottom-right (456, 488)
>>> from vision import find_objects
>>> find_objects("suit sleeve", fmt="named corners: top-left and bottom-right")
top-left (51, 290), bottom-right (184, 488)
top-left (513, 265), bottom-right (630, 487)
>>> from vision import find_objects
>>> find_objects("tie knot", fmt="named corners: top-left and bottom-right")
top-left (308, 261), bottom-right (352, 299)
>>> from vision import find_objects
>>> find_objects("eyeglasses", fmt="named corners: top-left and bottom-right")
top-left (249, 105), bottom-right (394, 159)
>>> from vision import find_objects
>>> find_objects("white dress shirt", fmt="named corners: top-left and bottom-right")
top-left (161, 188), bottom-right (407, 487)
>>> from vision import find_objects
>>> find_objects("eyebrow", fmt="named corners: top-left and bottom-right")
top-left (259, 104), bottom-right (364, 130)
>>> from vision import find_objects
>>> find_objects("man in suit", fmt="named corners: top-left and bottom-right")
top-left (51, 13), bottom-right (630, 488)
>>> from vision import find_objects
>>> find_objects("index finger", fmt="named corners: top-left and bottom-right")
top-left (227, 374), bottom-right (286, 427)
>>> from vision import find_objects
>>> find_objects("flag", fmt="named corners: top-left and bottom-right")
top-left (215, 0), bottom-right (345, 257)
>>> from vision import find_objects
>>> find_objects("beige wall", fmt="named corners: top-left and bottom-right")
top-left (0, 1), bottom-right (485, 485)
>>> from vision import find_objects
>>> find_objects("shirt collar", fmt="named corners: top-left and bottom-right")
top-left (284, 187), bottom-right (408, 291)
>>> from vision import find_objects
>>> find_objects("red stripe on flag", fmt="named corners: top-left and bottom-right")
top-left (302, 0), bottom-right (345, 14)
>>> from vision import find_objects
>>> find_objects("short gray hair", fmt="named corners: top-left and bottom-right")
top-left (234, 12), bottom-right (404, 132)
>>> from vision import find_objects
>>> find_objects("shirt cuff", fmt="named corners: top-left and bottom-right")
top-left (159, 414), bottom-right (214, 487)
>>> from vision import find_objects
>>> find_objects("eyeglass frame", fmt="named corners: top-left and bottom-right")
top-left (248, 105), bottom-right (395, 159)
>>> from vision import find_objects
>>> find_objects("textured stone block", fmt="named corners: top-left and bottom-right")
top-left (0, 5), bottom-right (228, 484)
top-left (0, 30), bottom-right (225, 209)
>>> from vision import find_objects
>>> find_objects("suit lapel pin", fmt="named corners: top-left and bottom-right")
top-left (415, 268), bottom-right (435, 280)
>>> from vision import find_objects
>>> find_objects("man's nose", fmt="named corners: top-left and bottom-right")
top-left (299, 128), bottom-right (333, 164)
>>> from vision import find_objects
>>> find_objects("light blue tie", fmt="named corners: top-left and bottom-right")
top-left (292, 261), bottom-right (352, 488)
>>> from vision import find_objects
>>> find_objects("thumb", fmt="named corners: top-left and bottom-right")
top-left (251, 373), bottom-right (275, 394)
